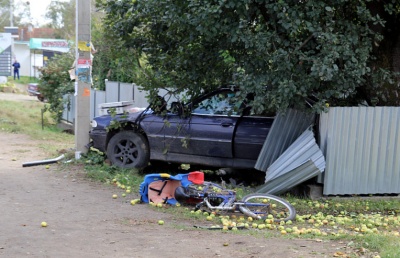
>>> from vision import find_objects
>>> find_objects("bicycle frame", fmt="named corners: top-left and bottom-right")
top-left (198, 195), bottom-right (271, 212)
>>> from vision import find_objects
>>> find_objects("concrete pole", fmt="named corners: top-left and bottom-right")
top-left (74, 0), bottom-right (91, 158)
top-left (10, 0), bottom-right (13, 27)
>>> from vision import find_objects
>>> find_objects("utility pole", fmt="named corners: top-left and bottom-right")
top-left (74, 0), bottom-right (91, 159)
top-left (10, 0), bottom-right (13, 27)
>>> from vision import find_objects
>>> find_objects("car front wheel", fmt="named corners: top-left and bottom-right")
top-left (106, 131), bottom-right (150, 169)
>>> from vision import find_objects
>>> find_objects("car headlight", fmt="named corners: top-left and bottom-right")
top-left (90, 120), bottom-right (98, 128)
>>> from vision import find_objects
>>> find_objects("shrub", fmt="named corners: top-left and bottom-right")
top-left (38, 50), bottom-right (75, 122)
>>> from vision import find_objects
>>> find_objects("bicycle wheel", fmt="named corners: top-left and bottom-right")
top-left (239, 193), bottom-right (296, 222)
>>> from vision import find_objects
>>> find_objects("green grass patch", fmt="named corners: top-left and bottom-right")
top-left (7, 76), bottom-right (40, 85)
top-left (0, 99), bottom-right (74, 156)
top-left (356, 234), bottom-right (400, 258)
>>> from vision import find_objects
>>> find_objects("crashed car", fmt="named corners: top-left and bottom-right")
top-left (89, 88), bottom-right (274, 169)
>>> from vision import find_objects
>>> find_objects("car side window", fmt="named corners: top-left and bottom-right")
top-left (192, 92), bottom-right (239, 116)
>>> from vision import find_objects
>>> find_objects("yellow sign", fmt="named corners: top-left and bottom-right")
top-left (78, 41), bottom-right (91, 52)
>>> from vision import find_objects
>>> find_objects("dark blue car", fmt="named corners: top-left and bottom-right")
top-left (89, 88), bottom-right (274, 169)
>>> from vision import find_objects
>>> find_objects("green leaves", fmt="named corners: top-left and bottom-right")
top-left (38, 51), bottom-right (75, 122)
top-left (96, 0), bottom-right (399, 112)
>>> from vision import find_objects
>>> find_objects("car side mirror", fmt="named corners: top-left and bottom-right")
top-left (170, 101), bottom-right (184, 116)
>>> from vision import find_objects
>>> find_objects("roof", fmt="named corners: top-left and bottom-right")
top-left (29, 38), bottom-right (72, 53)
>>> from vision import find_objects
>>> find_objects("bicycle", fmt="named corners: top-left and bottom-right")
top-left (139, 171), bottom-right (296, 222)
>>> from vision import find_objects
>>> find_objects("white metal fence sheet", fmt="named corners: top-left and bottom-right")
top-left (320, 107), bottom-right (400, 195)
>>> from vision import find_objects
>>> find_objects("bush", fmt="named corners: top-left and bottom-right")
top-left (38, 51), bottom-right (75, 122)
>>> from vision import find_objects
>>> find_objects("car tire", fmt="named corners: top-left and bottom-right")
top-left (106, 131), bottom-right (150, 169)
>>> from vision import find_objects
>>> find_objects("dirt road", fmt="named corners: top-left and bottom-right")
top-left (0, 91), bottom-right (346, 258)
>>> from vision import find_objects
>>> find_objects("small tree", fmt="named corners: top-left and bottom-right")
top-left (91, 21), bottom-right (143, 91)
top-left (38, 51), bottom-right (75, 122)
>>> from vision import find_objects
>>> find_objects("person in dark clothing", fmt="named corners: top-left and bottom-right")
top-left (12, 60), bottom-right (21, 80)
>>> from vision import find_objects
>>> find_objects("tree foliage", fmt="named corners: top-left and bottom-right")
top-left (38, 51), bottom-right (75, 122)
top-left (96, 0), bottom-right (400, 113)
top-left (91, 17), bottom-right (143, 90)
top-left (0, 0), bottom-right (31, 28)
top-left (44, 0), bottom-right (76, 39)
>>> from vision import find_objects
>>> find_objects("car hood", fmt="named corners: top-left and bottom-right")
top-left (92, 110), bottom-right (148, 130)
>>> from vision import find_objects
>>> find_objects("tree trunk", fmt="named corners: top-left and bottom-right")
top-left (393, 34), bottom-right (400, 74)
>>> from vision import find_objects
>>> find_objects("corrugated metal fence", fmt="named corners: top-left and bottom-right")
top-left (255, 109), bottom-right (316, 171)
top-left (319, 107), bottom-right (400, 195)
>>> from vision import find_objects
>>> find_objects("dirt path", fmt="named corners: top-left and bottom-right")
top-left (0, 93), bottom-right (348, 257)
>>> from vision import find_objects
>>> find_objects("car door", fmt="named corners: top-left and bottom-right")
top-left (164, 90), bottom-right (240, 158)
top-left (233, 115), bottom-right (274, 160)
top-left (139, 112), bottom-right (168, 155)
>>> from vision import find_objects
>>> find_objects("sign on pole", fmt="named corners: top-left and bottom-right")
top-left (0, 33), bottom-right (12, 76)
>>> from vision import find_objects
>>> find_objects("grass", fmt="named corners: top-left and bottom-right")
top-left (0, 76), bottom-right (39, 94)
top-left (0, 98), bottom-right (74, 156)
top-left (2, 94), bottom-right (399, 257)
top-left (7, 76), bottom-right (40, 85)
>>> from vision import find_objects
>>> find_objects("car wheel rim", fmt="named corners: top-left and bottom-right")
top-left (114, 139), bottom-right (139, 165)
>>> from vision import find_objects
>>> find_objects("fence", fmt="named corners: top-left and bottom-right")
top-left (319, 107), bottom-right (400, 195)
top-left (62, 81), bottom-right (149, 123)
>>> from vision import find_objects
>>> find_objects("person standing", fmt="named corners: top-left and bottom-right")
top-left (12, 60), bottom-right (21, 80)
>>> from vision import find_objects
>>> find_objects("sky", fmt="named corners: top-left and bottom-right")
top-left (28, 0), bottom-right (54, 25)
top-left (17, 0), bottom-right (69, 26)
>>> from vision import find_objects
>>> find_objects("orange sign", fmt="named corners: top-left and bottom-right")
top-left (83, 88), bottom-right (90, 97)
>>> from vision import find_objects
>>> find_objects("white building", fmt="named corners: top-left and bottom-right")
top-left (13, 38), bottom-right (71, 78)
